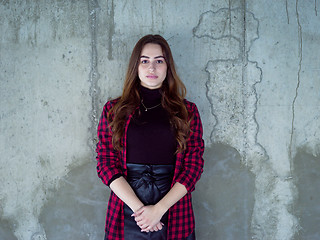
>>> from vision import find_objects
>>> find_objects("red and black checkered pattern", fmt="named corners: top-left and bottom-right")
top-left (96, 99), bottom-right (204, 240)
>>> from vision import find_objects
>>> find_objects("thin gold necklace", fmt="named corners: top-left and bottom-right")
top-left (141, 99), bottom-right (161, 111)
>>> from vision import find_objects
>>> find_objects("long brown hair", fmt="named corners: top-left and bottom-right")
top-left (108, 34), bottom-right (190, 152)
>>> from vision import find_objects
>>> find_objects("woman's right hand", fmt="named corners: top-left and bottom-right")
top-left (131, 206), bottom-right (165, 232)
top-left (147, 221), bottom-right (164, 232)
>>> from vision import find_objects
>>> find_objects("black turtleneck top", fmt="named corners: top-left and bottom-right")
top-left (126, 86), bottom-right (177, 165)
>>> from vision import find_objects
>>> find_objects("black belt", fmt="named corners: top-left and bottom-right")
top-left (126, 163), bottom-right (174, 205)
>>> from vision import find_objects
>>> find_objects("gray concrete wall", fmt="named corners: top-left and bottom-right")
top-left (0, 1), bottom-right (319, 239)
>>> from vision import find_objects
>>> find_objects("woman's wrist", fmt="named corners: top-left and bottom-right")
top-left (131, 203), bottom-right (144, 213)
top-left (155, 201), bottom-right (169, 216)
top-left (155, 182), bottom-right (188, 216)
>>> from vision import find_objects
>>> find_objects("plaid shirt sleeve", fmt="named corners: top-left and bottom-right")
top-left (96, 100), bottom-right (123, 186)
top-left (96, 100), bottom-right (126, 240)
top-left (174, 100), bottom-right (204, 193)
top-left (168, 100), bottom-right (204, 239)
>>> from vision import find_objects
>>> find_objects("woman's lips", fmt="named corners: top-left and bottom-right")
top-left (146, 75), bottom-right (158, 79)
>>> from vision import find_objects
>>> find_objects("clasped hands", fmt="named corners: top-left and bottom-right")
top-left (131, 204), bottom-right (166, 232)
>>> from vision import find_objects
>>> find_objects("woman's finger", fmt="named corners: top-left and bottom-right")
top-left (141, 226), bottom-right (150, 232)
top-left (134, 215), bottom-right (143, 222)
top-left (135, 206), bottom-right (145, 214)
top-left (131, 206), bottom-right (144, 217)
top-left (156, 222), bottom-right (162, 230)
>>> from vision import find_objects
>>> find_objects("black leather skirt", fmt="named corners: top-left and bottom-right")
top-left (123, 163), bottom-right (196, 240)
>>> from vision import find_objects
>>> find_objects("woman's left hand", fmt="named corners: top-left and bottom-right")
top-left (131, 205), bottom-right (166, 232)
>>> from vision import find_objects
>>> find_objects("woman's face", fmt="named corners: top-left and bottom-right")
top-left (138, 43), bottom-right (167, 89)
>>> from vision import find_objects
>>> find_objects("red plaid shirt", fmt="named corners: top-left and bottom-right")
top-left (96, 99), bottom-right (204, 240)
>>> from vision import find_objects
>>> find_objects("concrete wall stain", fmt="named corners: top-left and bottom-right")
top-left (193, 7), bottom-right (262, 164)
top-left (293, 149), bottom-right (320, 239)
top-left (194, 144), bottom-right (255, 239)
top-left (39, 161), bottom-right (107, 240)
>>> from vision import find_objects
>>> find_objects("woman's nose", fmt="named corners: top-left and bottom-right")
top-left (148, 63), bottom-right (155, 72)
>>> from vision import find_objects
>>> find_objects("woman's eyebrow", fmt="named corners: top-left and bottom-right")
top-left (140, 55), bottom-right (165, 59)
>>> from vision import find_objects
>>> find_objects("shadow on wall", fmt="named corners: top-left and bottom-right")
top-left (39, 161), bottom-right (109, 240)
top-left (38, 144), bottom-right (256, 240)
top-left (293, 149), bottom-right (320, 240)
top-left (0, 218), bottom-right (17, 240)
top-left (193, 143), bottom-right (255, 240)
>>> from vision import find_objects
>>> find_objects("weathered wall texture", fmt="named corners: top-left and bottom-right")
top-left (0, 0), bottom-right (319, 239)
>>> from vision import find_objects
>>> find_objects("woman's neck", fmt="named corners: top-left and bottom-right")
top-left (139, 85), bottom-right (162, 105)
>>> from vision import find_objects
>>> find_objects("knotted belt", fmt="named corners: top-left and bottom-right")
top-left (126, 163), bottom-right (174, 205)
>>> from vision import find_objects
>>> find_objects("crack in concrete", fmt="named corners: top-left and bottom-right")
top-left (286, 0), bottom-right (290, 24)
top-left (228, 0), bottom-right (232, 35)
top-left (106, 0), bottom-right (114, 60)
top-left (88, 0), bottom-right (101, 156)
top-left (243, 0), bottom-right (246, 60)
top-left (289, 0), bottom-right (302, 167)
top-left (151, 0), bottom-right (155, 32)
top-left (150, 1), bottom-right (165, 34)
top-left (250, 61), bottom-right (269, 162)
top-left (243, 3), bottom-right (270, 164)
top-left (316, 0), bottom-right (318, 16)
top-left (242, 0), bottom-right (248, 161)
top-left (286, 2), bottom-right (303, 237)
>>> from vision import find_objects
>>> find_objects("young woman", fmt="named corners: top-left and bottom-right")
top-left (96, 34), bottom-right (204, 240)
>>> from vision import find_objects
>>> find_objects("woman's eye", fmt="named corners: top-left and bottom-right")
top-left (156, 60), bottom-right (164, 64)
top-left (141, 60), bottom-right (148, 64)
